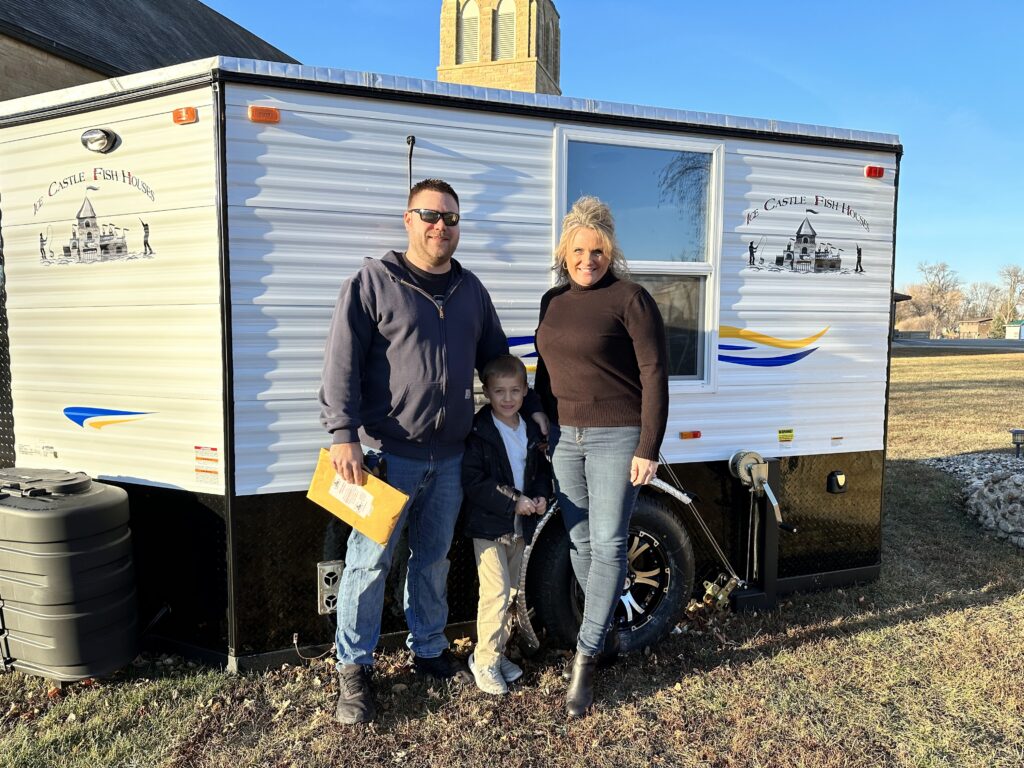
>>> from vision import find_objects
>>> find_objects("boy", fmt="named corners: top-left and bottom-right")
top-left (462, 354), bottom-right (552, 695)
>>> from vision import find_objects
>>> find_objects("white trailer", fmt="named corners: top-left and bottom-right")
top-left (0, 58), bottom-right (901, 668)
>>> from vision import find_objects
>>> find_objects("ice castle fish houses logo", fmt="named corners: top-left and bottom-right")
top-left (742, 195), bottom-right (869, 276)
top-left (33, 167), bottom-right (158, 266)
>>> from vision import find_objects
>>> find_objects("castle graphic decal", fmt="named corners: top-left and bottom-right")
top-left (39, 193), bottom-right (155, 265)
top-left (742, 195), bottom-right (870, 276)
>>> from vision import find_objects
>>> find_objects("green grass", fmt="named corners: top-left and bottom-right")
top-left (3, 349), bottom-right (1024, 767)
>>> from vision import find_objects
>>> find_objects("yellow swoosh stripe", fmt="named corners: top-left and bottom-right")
top-left (720, 325), bottom-right (830, 349)
top-left (88, 417), bottom-right (146, 429)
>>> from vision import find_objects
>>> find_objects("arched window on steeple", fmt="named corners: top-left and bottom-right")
top-left (457, 0), bottom-right (480, 64)
top-left (493, 0), bottom-right (515, 60)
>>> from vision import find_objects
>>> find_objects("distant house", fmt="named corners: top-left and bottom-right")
top-left (1006, 320), bottom-right (1024, 340)
top-left (957, 317), bottom-right (993, 339)
top-left (0, 0), bottom-right (297, 101)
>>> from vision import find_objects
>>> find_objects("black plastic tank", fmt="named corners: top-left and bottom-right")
top-left (0, 468), bottom-right (136, 681)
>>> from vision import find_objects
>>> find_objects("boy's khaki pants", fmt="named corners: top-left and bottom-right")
top-left (472, 536), bottom-right (525, 668)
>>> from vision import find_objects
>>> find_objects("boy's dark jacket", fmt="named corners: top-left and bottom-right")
top-left (462, 405), bottom-right (552, 543)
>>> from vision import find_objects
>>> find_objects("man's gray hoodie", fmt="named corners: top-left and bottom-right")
top-left (319, 250), bottom-right (529, 461)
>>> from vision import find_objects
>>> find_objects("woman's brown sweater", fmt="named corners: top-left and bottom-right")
top-left (535, 272), bottom-right (669, 461)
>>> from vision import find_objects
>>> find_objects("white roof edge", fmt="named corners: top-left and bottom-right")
top-left (1, 56), bottom-right (901, 148)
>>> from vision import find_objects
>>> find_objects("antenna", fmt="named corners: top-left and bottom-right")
top-left (406, 135), bottom-right (416, 189)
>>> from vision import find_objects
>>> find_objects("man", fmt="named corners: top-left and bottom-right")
top-left (319, 179), bottom-right (545, 725)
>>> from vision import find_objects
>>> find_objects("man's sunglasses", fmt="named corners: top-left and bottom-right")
top-left (408, 208), bottom-right (460, 226)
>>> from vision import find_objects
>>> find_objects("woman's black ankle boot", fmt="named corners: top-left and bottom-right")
top-left (562, 630), bottom-right (620, 680)
top-left (565, 652), bottom-right (598, 718)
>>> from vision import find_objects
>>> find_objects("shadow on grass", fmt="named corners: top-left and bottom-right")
top-left (594, 458), bottom-right (1024, 705)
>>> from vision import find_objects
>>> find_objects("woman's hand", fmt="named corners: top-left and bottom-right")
top-left (630, 457), bottom-right (659, 486)
top-left (531, 410), bottom-right (550, 437)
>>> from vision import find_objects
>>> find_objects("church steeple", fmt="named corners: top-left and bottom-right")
top-left (437, 0), bottom-right (560, 95)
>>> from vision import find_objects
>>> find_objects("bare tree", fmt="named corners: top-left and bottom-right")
top-left (913, 261), bottom-right (964, 337)
top-left (991, 265), bottom-right (1024, 337)
top-left (961, 281), bottom-right (1001, 319)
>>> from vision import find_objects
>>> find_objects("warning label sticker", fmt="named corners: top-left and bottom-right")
top-left (777, 428), bottom-right (795, 443)
top-left (194, 445), bottom-right (220, 483)
top-left (329, 476), bottom-right (374, 518)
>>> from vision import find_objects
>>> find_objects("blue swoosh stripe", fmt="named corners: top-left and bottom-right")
top-left (63, 406), bottom-right (149, 427)
top-left (718, 344), bottom-right (755, 351)
top-left (718, 348), bottom-right (818, 367)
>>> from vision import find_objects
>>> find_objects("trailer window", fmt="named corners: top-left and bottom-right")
top-left (566, 142), bottom-right (710, 263)
top-left (630, 274), bottom-right (705, 380)
top-left (558, 129), bottom-right (722, 385)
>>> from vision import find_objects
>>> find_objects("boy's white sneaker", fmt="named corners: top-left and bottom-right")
top-left (498, 655), bottom-right (523, 683)
top-left (469, 652), bottom-right (507, 695)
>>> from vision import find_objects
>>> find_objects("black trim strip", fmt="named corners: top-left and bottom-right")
top-left (212, 81), bottom-right (240, 657)
top-left (879, 154), bottom-right (902, 565)
top-left (211, 68), bottom-right (904, 155)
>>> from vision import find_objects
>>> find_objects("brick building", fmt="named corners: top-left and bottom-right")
top-left (0, 0), bottom-right (296, 102)
top-left (437, 0), bottom-right (560, 95)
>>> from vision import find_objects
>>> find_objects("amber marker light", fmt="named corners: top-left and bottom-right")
top-left (172, 107), bottom-right (198, 124)
top-left (864, 165), bottom-right (885, 178)
top-left (678, 431), bottom-right (702, 440)
top-left (248, 105), bottom-right (281, 123)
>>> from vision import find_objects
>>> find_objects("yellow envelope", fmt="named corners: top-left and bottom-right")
top-left (306, 449), bottom-right (409, 545)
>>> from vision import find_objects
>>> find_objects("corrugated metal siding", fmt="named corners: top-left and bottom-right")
top-left (0, 89), bottom-right (225, 492)
top-left (659, 139), bottom-right (896, 463)
top-left (223, 84), bottom-right (897, 494)
top-left (225, 83), bottom-right (554, 494)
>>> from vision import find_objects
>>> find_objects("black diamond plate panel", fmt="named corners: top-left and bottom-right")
top-left (775, 451), bottom-right (883, 578)
top-left (230, 492), bottom-right (480, 655)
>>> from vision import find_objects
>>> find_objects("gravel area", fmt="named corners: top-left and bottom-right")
top-left (923, 452), bottom-right (1024, 549)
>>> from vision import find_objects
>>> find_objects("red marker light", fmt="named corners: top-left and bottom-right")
top-left (678, 431), bottom-right (702, 440)
top-left (864, 165), bottom-right (885, 179)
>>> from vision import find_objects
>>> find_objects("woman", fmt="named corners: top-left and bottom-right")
top-left (535, 196), bottom-right (669, 717)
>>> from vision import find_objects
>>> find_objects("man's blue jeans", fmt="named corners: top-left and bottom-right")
top-left (551, 425), bottom-right (641, 657)
top-left (335, 452), bottom-right (464, 667)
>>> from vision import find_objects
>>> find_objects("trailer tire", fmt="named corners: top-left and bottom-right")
top-left (527, 493), bottom-right (696, 654)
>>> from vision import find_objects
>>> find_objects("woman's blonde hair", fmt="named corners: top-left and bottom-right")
top-left (553, 196), bottom-right (629, 285)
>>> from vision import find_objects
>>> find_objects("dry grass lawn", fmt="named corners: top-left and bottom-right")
top-left (2, 347), bottom-right (1023, 767)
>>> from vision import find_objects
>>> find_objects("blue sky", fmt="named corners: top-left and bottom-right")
top-left (204, 0), bottom-right (1022, 290)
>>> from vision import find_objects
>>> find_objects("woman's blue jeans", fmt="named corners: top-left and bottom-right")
top-left (551, 425), bottom-right (641, 656)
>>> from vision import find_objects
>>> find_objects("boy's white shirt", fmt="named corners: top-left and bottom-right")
top-left (491, 412), bottom-right (528, 494)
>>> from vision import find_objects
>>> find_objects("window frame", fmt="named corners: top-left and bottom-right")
top-left (553, 124), bottom-right (724, 393)
top-left (457, 0), bottom-right (480, 64)
top-left (493, 0), bottom-right (515, 61)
